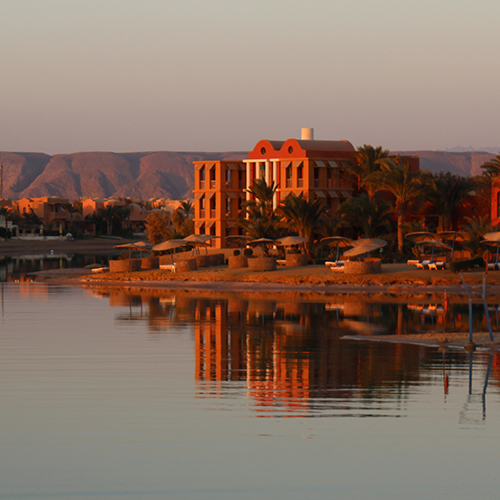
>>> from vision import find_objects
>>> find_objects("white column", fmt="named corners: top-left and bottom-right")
top-left (265, 160), bottom-right (270, 185)
top-left (272, 161), bottom-right (278, 210)
top-left (246, 162), bottom-right (252, 202)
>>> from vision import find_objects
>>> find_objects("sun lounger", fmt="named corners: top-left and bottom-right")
top-left (416, 260), bottom-right (431, 269)
top-left (330, 265), bottom-right (344, 272)
top-left (159, 264), bottom-right (177, 273)
top-left (407, 260), bottom-right (419, 266)
top-left (428, 261), bottom-right (445, 270)
top-left (488, 262), bottom-right (499, 270)
top-left (91, 266), bottom-right (109, 274)
top-left (277, 259), bottom-right (287, 266)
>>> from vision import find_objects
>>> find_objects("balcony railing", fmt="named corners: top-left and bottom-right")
top-left (210, 209), bottom-right (216, 218)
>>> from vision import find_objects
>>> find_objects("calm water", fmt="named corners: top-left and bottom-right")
top-left (1, 283), bottom-right (500, 500)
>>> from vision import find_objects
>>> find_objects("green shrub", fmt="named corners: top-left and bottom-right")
top-left (243, 248), bottom-right (253, 257)
top-left (450, 256), bottom-right (485, 273)
top-left (233, 249), bottom-right (240, 256)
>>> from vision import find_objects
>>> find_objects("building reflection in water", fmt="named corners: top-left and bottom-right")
top-left (88, 286), bottom-right (500, 418)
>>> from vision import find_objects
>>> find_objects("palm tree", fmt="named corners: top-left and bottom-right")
top-left (350, 144), bottom-right (390, 202)
top-left (480, 154), bottom-right (500, 178)
top-left (337, 194), bottom-right (393, 238)
top-left (369, 157), bottom-right (424, 253)
top-left (277, 193), bottom-right (326, 257)
top-left (423, 172), bottom-right (475, 231)
top-left (460, 215), bottom-right (494, 256)
top-left (239, 178), bottom-right (279, 239)
top-left (172, 201), bottom-right (194, 236)
top-left (98, 205), bottom-right (122, 235)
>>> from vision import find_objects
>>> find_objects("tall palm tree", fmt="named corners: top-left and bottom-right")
top-left (277, 193), bottom-right (326, 257)
top-left (239, 178), bottom-right (279, 239)
top-left (480, 154), bottom-right (500, 178)
top-left (460, 215), bottom-right (494, 256)
top-left (423, 172), bottom-right (475, 231)
top-left (350, 144), bottom-right (390, 202)
top-left (337, 194), bottom-right (393, 238)
top-left (369, 157), bottom-right (424, 253)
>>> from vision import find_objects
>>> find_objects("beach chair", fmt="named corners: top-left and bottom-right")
top-left (91, 266), bottom-right (109, 274)
top-left (416, 260), bottom-right (430, 269)
top-left (276, 259), bottom-right (287, 266)
top-left (330, 263), bottom-right (344, 272)
top-left (407, 259), bottom-right (419, 266)
top-left (159, 264), bottom-right (177, 273)
top-left (428, 261), bottom-right (445, 270)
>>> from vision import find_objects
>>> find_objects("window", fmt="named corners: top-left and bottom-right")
top-left (286, 166), bottom-right (292, 188)
top-left (297, 166), bottom-right (303, 188)
top-left (226, 169), bottom-right (231, 187)
top-left (200, 196), bottom-right (206, 218)
top-left (210, 196), bottom-right (216, 218)
top-left (200, 166), bottom-right (205, 189)
top-left (226, 196), bottom-right (231, 216)
top-left (210, 168), bottom-right (216, 189)
top-left (327, 168), bottom-right (332, 188)
top-left (238, 170), bottom-right (245, 189)
top-left (314, 167), bottom-right (320, 188)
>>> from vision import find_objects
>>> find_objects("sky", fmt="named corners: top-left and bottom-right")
top-left (1, 0), bottom-right (499, 154)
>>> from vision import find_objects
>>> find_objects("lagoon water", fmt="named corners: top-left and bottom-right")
top-left (1, 282), bottom-right (500, 499)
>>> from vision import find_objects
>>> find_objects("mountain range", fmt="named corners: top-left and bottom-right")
top-left (0, 149), bottom-right (496, 201)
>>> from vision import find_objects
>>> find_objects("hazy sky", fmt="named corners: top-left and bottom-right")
top-left (1, 0), bottom-right (499, 154)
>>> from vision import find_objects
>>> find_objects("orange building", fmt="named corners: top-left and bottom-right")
top-left (193, 130), bottom-right (359, 247)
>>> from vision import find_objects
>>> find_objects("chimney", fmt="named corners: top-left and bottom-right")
top-left (301, 128), bottom-right (314, 140)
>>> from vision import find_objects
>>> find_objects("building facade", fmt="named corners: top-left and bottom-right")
top-left (193, 134), bottom-right (360, 248)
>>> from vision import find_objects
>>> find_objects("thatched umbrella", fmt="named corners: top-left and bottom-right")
top-left (437, 231), bottom-right (463, 261)
top-left (225, 235), bottom-right (253, 253)
top-left (406, 231), bottom-right (436, 242)
top-left (248, 238), bottom-right (276, 257)
top-left (414, 239), bottom-right (452, 263)
top-left (321, 236), bottom-right (353, 261)
top-left (152, 239), bottom-right (187, 263)
top-left (114, 241), bottom-right (152, 261)
top-left (343, 244), bottom-right (380, 258)
top-left (351, 238), bottom-right (387, 248)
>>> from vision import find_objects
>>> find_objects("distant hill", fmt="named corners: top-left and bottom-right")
top-left (0, 149), bottom-right (496, 201)
top-left (0, 151), bottom-right (245, 201)
top-left (395, 150), bottom-right (496, 177)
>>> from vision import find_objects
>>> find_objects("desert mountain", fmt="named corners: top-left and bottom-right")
top-left (0, 149), bottom-right (495, 201)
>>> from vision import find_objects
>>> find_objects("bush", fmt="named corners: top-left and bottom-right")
top-left (243, 248), bottom-right (253, 257)
top-left (233, 249), bottom-right (240, 256)
top-left (450, 256), bottom-right (485, 273)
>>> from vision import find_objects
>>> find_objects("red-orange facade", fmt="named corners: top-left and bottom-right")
top-left (193, 138), bottom-right (359, 248)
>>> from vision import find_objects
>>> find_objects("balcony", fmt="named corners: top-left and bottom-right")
top-left (210, 209), bottom-right (216, 218)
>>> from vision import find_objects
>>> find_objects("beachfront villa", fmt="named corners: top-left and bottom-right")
top-left (193, 129), bottom-right (420, 248)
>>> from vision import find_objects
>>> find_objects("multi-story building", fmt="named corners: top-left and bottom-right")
top-left (193, 129), bottom-right (360, 248)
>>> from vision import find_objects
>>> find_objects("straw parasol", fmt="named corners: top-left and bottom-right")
top-left (351, 238), bottom-right (387, 248)
top-left (321, 236), bottom-right (353, 261)
top-left (225, 235), bottom-right (253, 253)
top-left (406, 231), bottom-right (436, 242)
top-left (437, 231), bottom-right (463, 261)
top-left (343, 244), bottom-right (380, 258)
top-left (114, 241), bottom-right (152, 261)
top-left (414, 239), bottom-right (452, 263)
top-left (248, 238), bottom-right (276, 257)
top-left (152, 239), bottom-right (187, 263)
top-left (276, 236), bottom-right (308, 246)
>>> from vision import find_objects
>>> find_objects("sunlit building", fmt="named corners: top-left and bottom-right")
top-left (193, 129), bottom-right (360, 248)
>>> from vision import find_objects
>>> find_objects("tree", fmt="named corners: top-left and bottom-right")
top-left (350, 144), bottom-right (390, 202)
top-left (172, 201), bottom-right (194, 236)
top-left (369, 157), bottom-right (424, 253)
top-left (98, 205), bottom-right (120, 236)
top-left (145, 211), bottom-right (172, 244)
top-left (423, 172), bottom-right (475, 231)
top-left (277, 193), bottom-right (327, 257)
top-left (460, 215), bottom-right (494, 256)
top-left (480, 154), bottom-right (500, 178)
top-left (239, 178), bottom-right (279, 239)
top-left (337, 194), bottom-right (393, 238)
